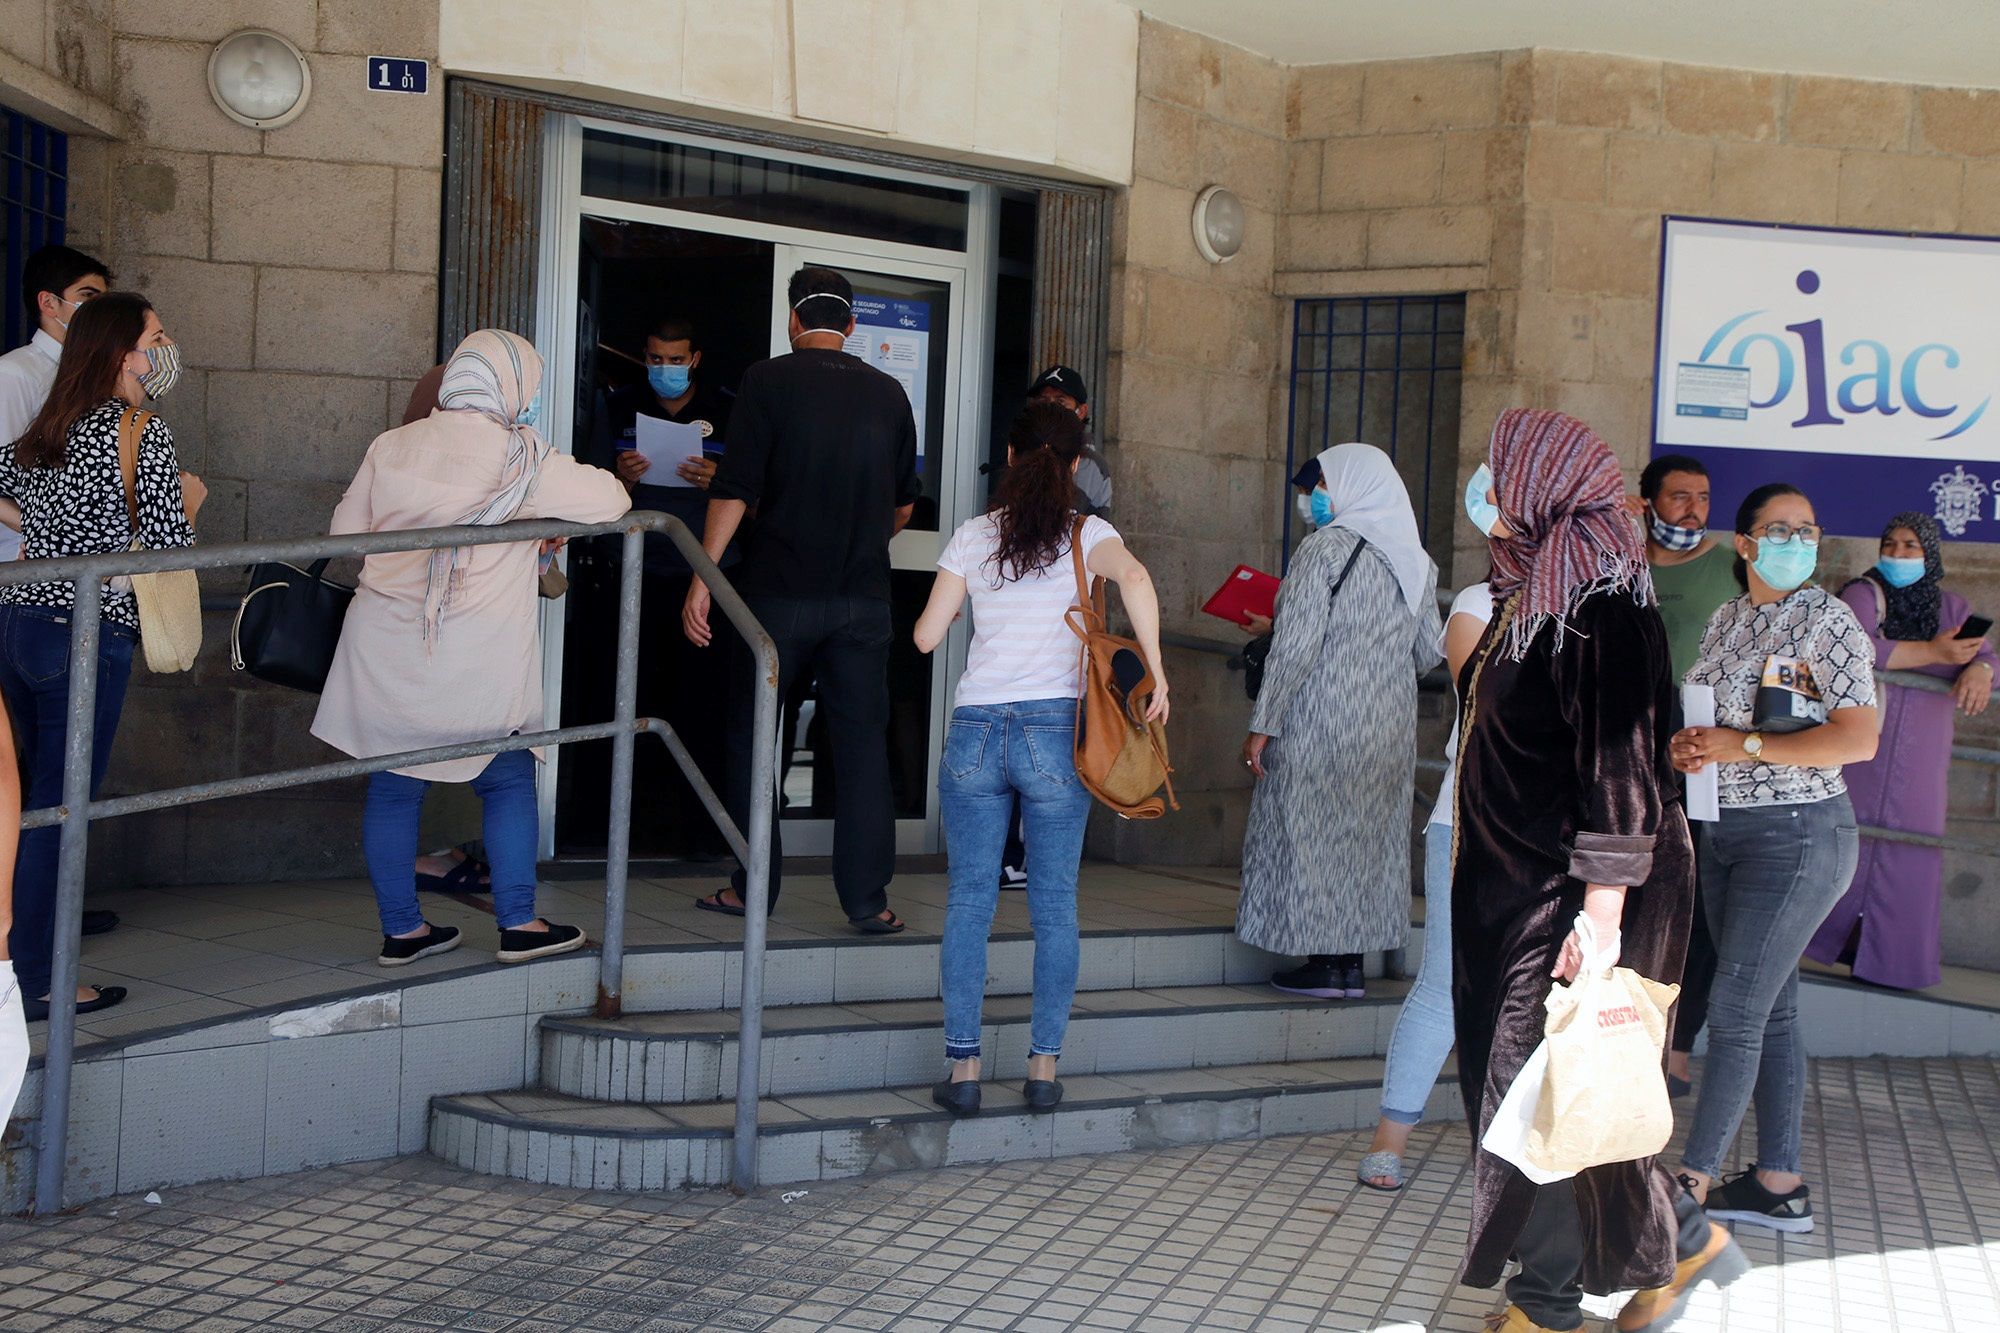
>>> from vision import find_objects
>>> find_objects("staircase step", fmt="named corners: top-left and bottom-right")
top-left (538, 982), bottom-right (1413, 1103)
top-left (430, 1057), bottom-right (1462, 1191)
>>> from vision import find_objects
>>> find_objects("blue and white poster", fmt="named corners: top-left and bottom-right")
top-left (844, 295), bottom-right (930, 461)
top-left (1653, 217), bottom-right (2000, 540)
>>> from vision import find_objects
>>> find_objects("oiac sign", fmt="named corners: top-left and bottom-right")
top-left (1653, 217), bottom-right (2000, 540)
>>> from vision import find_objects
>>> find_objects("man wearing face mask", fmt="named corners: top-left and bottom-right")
top-left (1027, 365), bottom-right (1113, 517)
top-left (0, 246), bottom-right (113, 563)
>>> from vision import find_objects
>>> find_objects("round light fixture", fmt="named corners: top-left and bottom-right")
top-left (1192, 184), bottom-right (1245, 264)
top-left (207, 29), bottom-right (312, 130)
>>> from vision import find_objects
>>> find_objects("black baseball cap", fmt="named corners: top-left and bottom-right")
top-left (1289, 458), bottom-right (1323, 490)
top-left (1028, 364), bottom-right (1088, 404)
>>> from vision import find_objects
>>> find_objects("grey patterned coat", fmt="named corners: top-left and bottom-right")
top-left (1237, 527), bottom-right (1442, 957)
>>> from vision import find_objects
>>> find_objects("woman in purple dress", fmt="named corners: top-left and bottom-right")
top-left (1806, 512), bottom-right (1996, 990)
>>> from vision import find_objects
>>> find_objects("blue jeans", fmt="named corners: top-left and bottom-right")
top-left (0, 605), bottom-right (136, 1000)
top-left (939, 700), bottom-right (1092, 1061)
top-left (1681, 794), bottom-right (1859, 1178)
top-left (1380, 823), bottom-right (1455, 1123)
top-left (363, 749), bottom-right (541, 935)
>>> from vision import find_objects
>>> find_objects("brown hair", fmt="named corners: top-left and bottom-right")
top-left (988, 400), bottom-right (1085, 582)
top-left (14, 291), bottom-right (152, 469)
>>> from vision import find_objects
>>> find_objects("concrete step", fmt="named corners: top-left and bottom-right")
top-left (537, 982), bottom-right (1413, 1103)
top-left (429, 1057), bottom-right (1463, 1191)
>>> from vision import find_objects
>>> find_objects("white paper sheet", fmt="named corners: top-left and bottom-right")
top-left (1683, 683), bottom-right (1719, 822)
top-left (632, 415), bottom-right (706, 488)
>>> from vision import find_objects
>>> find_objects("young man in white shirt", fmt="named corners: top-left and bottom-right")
top-left (0, 245), bottom-right (112, 559)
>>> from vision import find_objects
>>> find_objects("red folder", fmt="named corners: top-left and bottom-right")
top-left (1201, 565), bottom-right (1280, 625)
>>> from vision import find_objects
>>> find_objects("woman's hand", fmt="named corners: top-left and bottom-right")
top-left (1930, 627), bottom-right (1983, 667)
top-left (179, 471), bottom-right (207, 522)
top-left (1241, 732), bottom-right (1270, 778)
top-left (1670, 725), bottom-right (1747, 774)
top-left (1553, 887), bottom-right (1625, 982)
top-left (1242, 612), bottom-right (1273, 636)
top-left (1143, 673), bottom-right (1170, 724)
top-left (1955, 662), bottom-right (1994, 716)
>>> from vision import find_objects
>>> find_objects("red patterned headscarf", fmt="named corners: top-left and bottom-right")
top-left (1486, 408), bottom-right (1651, 661)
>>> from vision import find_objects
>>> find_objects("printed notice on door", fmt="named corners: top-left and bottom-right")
top-left (1674, 362), bottom-right (1752, 420)
top-left (845, 296), bottom-right (931, 464)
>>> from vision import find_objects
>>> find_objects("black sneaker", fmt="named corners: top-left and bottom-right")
top-left (81, 910), bottom-right (119, 937)
top-left (999, 864), bottom-right (1028, 891)
top-left (377, 924), bottom-right (462, 968)
top-left (1271, 958), bottom-right (1345, 999)
top-left (1705, 1170), bottom-right (1814, 1233)
top-left (496, 921), bottom-right (587, 964)
top-left (1340, 956), bottom-right (1366, 999)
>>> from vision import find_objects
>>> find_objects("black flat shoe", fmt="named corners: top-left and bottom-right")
top-left (23, 985), bottom-right (128, 1023)
top-left (81, 910), bottom-right (119, 937)
top-left (496, 921), bottom-right (587, 964)
top-left (377, 924), bottom-right (462, 968)
top-left (931, 1078), bottom-right (981, 1117)
top-left (1023, 1079), bottom-right (1064, 1113)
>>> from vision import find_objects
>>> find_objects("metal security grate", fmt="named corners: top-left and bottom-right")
top-left (1, 107), bottom-right (68, 353)
top-left (1283, 294), bottom-right (1465, 568)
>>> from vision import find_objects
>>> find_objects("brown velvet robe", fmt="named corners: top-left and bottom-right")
top-left (1451, 589), bottom-right (1695, 1295)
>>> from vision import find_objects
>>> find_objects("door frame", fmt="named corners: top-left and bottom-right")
top-left (531, 112), bottom-right (998, 858)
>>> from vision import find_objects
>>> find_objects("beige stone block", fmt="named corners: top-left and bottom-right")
top-left (793, 0), bottom-right (895, 133)
top-left (895, 1), bottom-right (976, 150)
top-left (1549, 208), bottom-right (1657, 298)
top-left (975, 0), bottom-right (1061, 166)
top-left (1137, 16), bottom-right (1220, 114)
top-left (1361, 55), bottom-right (1503, 132)
top-left (438, 0), bottom-right (584, 76)
top-left (1110, 443), bottom-right (1236, 541)
top-left (1918, 88), bottom-right (2000, 158)
top-left (1462, 291), bottom-right (1514, 379)
top-left (388, 377), bottom-right (423, 430)
top-left (1119, 176), bottom-right (1207, 280)
top-left (1524, 126), bottom-right (1606, 204)
top-left (1513, 291), bottom-right (1594, 381)
top-left (206, 371), bottom-right (387, 482)
top-left (1551, 379), bottom-right (1648, 459)
top-left (318, 0), bottom-right (441, 56)
top-left (1551, 52), bottom-right (1662, 132)
top-left (1787, 75), bottom-right (1911, 151)
top-left (1224, 45), bottom-right (1285, 132)
top-left (1498, 49), bottom-right (1552, 126)
top-left (1712, 141), bottom-right (1841, 224)
top-left (254, 268), bottom-right (436, 377)
top-left (1592, 295), bottom-right (1656, 383)
top-left (583, 0), bottom-right (684, 104)
top-left (1199, 119), bottom-right (1282, 213)
top-left (246, 479), bottom-right (353, 542)
top-left (1321, 134), bottom-right (1441, 210)
top-left (1054, 0), bottom-right (1139, 184)
top-left (1141, 273), bottom-right (1228, 370)
top-left (116, 38), bottom-right (262, 155)
top-left (1837, 152), bottom-right (1961, 232)
top-left (261, 54), bottom-right (443, 169)
top-left (112, 0), bottom-right (316, 46)
top-left (1201, 366), bottom-right (1271, 457)
top-left (1662, 65), bottom-right (1779, 142)
top-left (1441, 129), bottom-right (1524, 205)
top-left (63, 136), bottom-right (113, 256)
top-left (395, 169), bottom-right (441, 273)
top-left (49, 0), bottom-right (115, 105)
top-left (211, 157), bottom-right (394, 269)
top-left (1108, 269), bottom-right (1145, 356)
top-left (124, 256), bottom-right (255, 371)
top-left (682, 0), bottom-right (778, 113)
top-left (1516, 205), bottom-right (1556, 290)
top-left (1288, 63), bottom-right (1361, 139)
top-left (1963, 160), bottom-right (2000, 233)
top-left (1114, 353), bottom-right (1205, 449)
top-left (1606, 135), bottom-right (1714, 211)
top-left (1485, 204), bottom-right (1527, 290)
top-left (1284, 140), bottom-right (1320, 212)
top-left (1366, 207), bottom-right (1492, 268)
top-left (0, 2), bottom-right (41, 66)
top-left (113, 149), bottom-right (209, 261)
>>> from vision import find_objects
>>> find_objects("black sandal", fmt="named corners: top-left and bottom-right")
top-left (695, 891), bottom-right (746, 918)
top-left (23, 985), bottom-right (129, 1023)
top-left (850, 912), bottom-right (905, 935)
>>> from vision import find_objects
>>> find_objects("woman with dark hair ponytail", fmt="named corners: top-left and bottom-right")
top-left (913, 400), bottom-right (1167, 1117)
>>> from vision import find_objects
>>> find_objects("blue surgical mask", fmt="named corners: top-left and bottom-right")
top-left (517, 392), bottom-right (542, 428)
top-left (1309, 488), bottom-right (1335, 528)
top-left (1464, 464), bottom-right (1500, 536)
top-left (1876, 556), bottom-right (1927, 589)
top-left (648, 364), bottom-right (691, 399)
top-left (1753, 536), bottom-right (1818, 592)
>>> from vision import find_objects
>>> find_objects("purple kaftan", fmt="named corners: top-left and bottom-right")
top-left (1805, 582), bottom-right (1997, 989)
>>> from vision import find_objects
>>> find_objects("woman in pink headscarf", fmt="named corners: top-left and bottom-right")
top-left (1451, 409), bottom-right (1742, 1333)
top-left (314, 330), bottom-right (630, 969)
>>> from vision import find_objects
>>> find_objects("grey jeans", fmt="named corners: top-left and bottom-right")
top-left (1681, 793), bottom-right (1859, 1178)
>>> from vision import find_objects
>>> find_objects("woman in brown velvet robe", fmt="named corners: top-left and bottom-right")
top-left (1452, 409), bottom-right (1745, 1333)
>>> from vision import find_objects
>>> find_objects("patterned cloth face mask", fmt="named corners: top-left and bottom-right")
top-left (139, 342), bottom-right (182, 401)
top-left (1648, 510), bottom-right (1705, 552)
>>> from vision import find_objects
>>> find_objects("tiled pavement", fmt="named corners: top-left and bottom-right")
top-left (1, 1056), bottom-right (1994, 1332)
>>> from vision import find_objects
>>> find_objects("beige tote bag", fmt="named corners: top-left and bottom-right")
top-left (115, 408), bottom-right (202, 673)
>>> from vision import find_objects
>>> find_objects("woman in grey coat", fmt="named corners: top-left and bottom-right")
top-left (1238, 443), bottom-right (1442, 999)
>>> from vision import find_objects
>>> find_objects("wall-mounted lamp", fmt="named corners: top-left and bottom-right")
top-left (207, 29), bottom-right (312, 130)
top-left (1192, 184), bottom-right (1245, 264)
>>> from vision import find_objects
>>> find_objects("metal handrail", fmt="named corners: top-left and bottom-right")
top-left (0, 512), bottom-right (782, 1211)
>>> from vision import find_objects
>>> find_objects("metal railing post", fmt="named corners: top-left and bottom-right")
top-left (34, 575), bottom-right (103, 1212)
top-left (596, 526), bottom-right (645, 1019)
top-left (732, 603), bottom-right (780, 1191)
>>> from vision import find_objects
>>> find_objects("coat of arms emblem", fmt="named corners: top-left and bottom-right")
top-left (1932, 465), bottom-right (1988, 537)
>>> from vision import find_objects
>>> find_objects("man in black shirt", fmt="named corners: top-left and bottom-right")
top-left (684, 267), bottom-right (919, 931)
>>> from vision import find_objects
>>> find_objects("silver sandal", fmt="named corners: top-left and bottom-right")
top-left (1357, 1150), bottom-right (1405, 1191)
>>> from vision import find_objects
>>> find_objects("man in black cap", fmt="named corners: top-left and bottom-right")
top-left (1029, 364), bottom-right (1113, 517)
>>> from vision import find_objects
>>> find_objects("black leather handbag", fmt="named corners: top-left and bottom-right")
top-left (230, 559), bottom-right (355, 693)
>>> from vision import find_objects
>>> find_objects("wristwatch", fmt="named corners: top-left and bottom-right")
top-left (1742, 732), bottom-right (1765, 758)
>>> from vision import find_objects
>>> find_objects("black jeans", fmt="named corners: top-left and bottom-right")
top-left (1509, 1180), bottom-right (1710, 1328)
top-left (726, 594), bottom-right (894, 921)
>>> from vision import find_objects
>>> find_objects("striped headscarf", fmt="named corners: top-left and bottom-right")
top-left (423, 329), bottom-right (550, 648)
top-left (1485, 408), bottom-right (1652, 661)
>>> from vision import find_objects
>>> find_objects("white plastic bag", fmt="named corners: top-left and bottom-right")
top-left (0, 961), bottom-right (27, 1127)
top-left (1482, 1033), bottom-right (1568, 1183)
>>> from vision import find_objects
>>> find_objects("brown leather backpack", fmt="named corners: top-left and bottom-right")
top-left (1065, 517), bottom-right (1178, 819)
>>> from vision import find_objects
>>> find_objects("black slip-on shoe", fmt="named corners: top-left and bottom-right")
top-left (931, 1079), bottom-right (982, 1117)
top-left (1023, 1079), bottom-right (1064, 1113)
top-left (495, 921), bottom-right (587, 964)
top-left (377, 924), bottom-right (462, 968)
top-left (81, 910), bottom-right (119, 937)
top-left (1705, 1169), bottom-right (1814, 1233)
top-left (23, 985), bottom-right (129, 1023)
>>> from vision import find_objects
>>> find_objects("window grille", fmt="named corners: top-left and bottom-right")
top-left (1, 107), bottom-right (68, 352)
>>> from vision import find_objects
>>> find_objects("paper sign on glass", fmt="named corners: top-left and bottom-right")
top-left (1683, 683), bottom-right (1719, 823)
top-left (632, 415), bottom-right (706, 488)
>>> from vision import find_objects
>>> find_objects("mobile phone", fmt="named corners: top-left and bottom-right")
top-left (1956, 615), bottom-right (1993, 640)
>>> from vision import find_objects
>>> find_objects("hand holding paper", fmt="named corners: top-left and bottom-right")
top-left (633, 416), bottom-right (707, 489)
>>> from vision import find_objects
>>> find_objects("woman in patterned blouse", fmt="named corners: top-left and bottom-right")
top-left (0, 292), bottom-right (204, 1022)
top-left (1673, 482), bottom-right (1879, 1236)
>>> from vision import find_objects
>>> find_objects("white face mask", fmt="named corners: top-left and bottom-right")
top-left (1295, 493), bottom-right (1315, 523)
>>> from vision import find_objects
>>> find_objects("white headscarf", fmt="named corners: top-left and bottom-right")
top-left (422, 329), bottom-right (550, 647)
top-left (1314, 442), bottom-right (1435, 618)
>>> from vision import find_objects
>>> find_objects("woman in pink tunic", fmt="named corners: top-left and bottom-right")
top-left (1807, 512), bottom-right (1996, 990)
